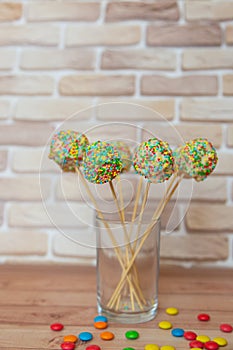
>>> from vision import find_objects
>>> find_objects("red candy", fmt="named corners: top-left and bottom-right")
top-left (220, 323), bottom-right (233, 333)
top-left (204, 341), bottom-right (219, 350)
top-left (86, 346), bottom-right (101, 350)
top-left (61, 342), bottom-right (75, 350)
top-left (50, 323), bottom-right (64, 331)
top-left (184, 331), bottom-right (197, 340)
top-left (190, 340), bottom-right (204, 348)
top-left (198, 313), bottom-right (210, 321)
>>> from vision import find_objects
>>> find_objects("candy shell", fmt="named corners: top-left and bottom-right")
top-left (94, 321), bottom-right (108, 329)
top-left (220, 323), bottom-right (232, 333)
top-left (100, 331), bottom-right (114, 340)
top-left (160, 346), bottom-right (176, 350)
top-left (63, 335), bottom-right (77, 343)
top-left (184, 331), bottom-right (197, 340)
top-left (171, 328), bottom-right (184, 337)
top-left (159, 321), bottom-right (173, 330)
top-left (61, 342), bottom-right (75, 350)
top-left (212, 337), bottom-right (228, 346)
top-left (144, 344), bottom-right (160, 350)
top-left (86, 345), bottom-right (101, 350)
top-left (79, 332), bottom-right (93, 342)
top-left (198, 313), bottom-right (210, 321)
top-left (166, 307), bottom-right (179, 315)
top-left (196, 335), bottom-right (210, 343)
top-left (123, 348), bottom-right (136, 350)
top-left (94, 315), bottom-right (108, 323)
top-left (204, 341), bottom-right (219, 350)
top-left (190, 340), bottom-right (204, 348)
top-left (50, 323), bottom-right (64, 331)
top-left (125, 330), bottom-right (139, 340)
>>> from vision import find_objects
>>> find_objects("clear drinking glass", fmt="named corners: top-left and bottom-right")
top-left (96, 212), bottom-right (161, 324)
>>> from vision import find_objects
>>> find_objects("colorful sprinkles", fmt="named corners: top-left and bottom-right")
top-left (174, 138), bottom-right (218, 182)
top-left (133, 138), bottom-right (174, 183)
top-left (49, 130), bottom-right (89, 172)
top-left (83, 141), bottom-right (122, 184)
top-left (109, 141), bottom-right (132, 172)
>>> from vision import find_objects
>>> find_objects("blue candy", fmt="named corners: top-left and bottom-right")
top-left (78, 331), bottom-right (93, 342)
top-left (171, 328), bottom-right (184, 337)
top-left (94, 315), bottom-right (108, 323)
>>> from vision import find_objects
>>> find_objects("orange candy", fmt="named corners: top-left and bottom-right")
top-left (94, 321), bottom-right (108, 329)
top-left (63, 335), bottom-right (78, 343)
top-left (100, 331), bottom-right (114, 340)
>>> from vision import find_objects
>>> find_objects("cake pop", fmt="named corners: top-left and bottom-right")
top-left (109, 141), bottom-right (131, 172)
top-left (174, 138), bottom-right (218, 182)
top-left (133, 138), bottom-right (174, 183)
top-left (83, 141), bottom-right (122, 184)
top-left (49, 130), bottom-right (89, 172)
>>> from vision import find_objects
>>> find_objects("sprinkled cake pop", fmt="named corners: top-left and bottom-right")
top-left (109, 141), bottom-right (132, 172)
top-left (83, 141), bottom-right (122, 184)
top-left (133, 138), bottom-right (174, 183)
top-left (174, 137), bottom-right (218, 182)
top-left (49, 130), bottom-right (89, 172)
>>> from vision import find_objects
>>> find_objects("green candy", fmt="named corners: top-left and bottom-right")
top-left (125, 330), bottom-right (139, 340)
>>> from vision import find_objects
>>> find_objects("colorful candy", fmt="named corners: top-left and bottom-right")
top-left (196, 335), bottom-right (210, 343)
top-left (78, 331), bottom-right (93, 342)
top-left (125, 330), bottom-right (139, 339)
top-left (166, 307), bottom-right (179, 315)
top-left (212, 337), bottom-right (228, 346)
top-left (94, 315), bottom-right (108, 323)
top-left (174, 138), bottom-right (218, 182)
top-left (50, 323), bottom-right (64, 331)
top-left (60, 342), bottom-right (75, 350)
top-left (133, 138), bottom-right (174, 183)
top-left (158, 321), bottom-right (173, 330)
top-left (110, 141), bottom-right (132, 172)
top-left (184, 331), bottom-right (197, 340)
top-left (144, 345), bottom-right (160, 350)
top-left (49, 130), bottom-right (89, 172)
top-left (100, 331), bottom-right (114, 340)
top-left (190, 340), bottom-right (204, 348)
top-left (198, 313), bottom-right (210, 321)
top-left (220, 323), bottom-right (232, 333)
top-left (204, 341), bottom-right (219, 350)
top-left (83, 141), bottom-right (122, 184)
top-left (171, 328), bottom-right (184, 337)
top-left (63, 335), bottom-right (78, 343)
top-left (94, 321), bottom-right (108, 329)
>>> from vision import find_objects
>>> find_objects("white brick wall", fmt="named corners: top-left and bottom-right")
top-left (0, 0), bottom-right (233, 267)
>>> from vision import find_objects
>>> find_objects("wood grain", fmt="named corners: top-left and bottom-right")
top-left (0, 265), bottom-right (232, 350)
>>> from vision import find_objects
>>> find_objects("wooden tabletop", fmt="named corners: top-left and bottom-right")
top-left (0, 264), bottom-right (232, 350)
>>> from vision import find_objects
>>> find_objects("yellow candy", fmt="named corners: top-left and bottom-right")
top-left (196, 335), bottom-right (210, 343)
top-left (159, 321), bottom-right (172, 330)
top-left (63, 334), bottom-right (78, 343)
top-left (213, 337), bottom-right (228, 346)
top-left (166, 307), bottom-right (179, 316)
top-left (190, 348), bottom-right (202, 350)
top-left (160, 346), bottom-right (176, 350)
top-left (144, 345), bottom-right (160, 350)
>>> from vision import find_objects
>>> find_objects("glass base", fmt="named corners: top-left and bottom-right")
top-left (97, 300), bottom-right (158, 324)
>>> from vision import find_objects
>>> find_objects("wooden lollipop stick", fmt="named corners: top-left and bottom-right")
top-left (128, 176), bottom-right (143, 240)
top-left (108, 174), bottom-right (183, 308)
top-left (75, 167), bottom-right (142, 309)
top-left (117, 176), bottom-right (125, 222)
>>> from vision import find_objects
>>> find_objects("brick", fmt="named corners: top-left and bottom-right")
top-left (59, 75), bottom-right (135, 96)
top-left (0, 25), bottom-right (59, 46)
top-left (66, 24), bottom-right (140, 47)
top-left (141, 75), bottom-right (217, 96)
top-left (106, 1), bottom-right (179, 21)
top-left (183, 49), bottom-right (233, 70)
top-left (101, 49), bottom-right (176, 70)
top-left (215, 152), bottom-right (233, 175)
top-left (147, 24), bottom-right (221, 47)
top-left (53, 232), bottom-right (96, 258)
top-left (142, 123), bottom-right (222, 148)
top-left (96, 98), bottom-right (175, 121)
top-left (186, 1), bottom-right (233, 21)
top-left (0, 76), bottom-right (54, 95)
top-left (15, 98), bottom-right (93, 122)
top-left (161, 234), bottom-right (228, 261)
top-left (8, 203), bottom-right (93, 228)
top-left (0, 100), bottom-right (10, 119)
top-left (226, 25), bottom-right (233, 45)
top-left (181, 98), bottom-right (233, 122)
top-left (28, 2), bottom-right (100, 21)
top-left (0, 150), bottom-right (7, 171)
top-left (12, 148), bottom-right (59, 173)
top-left (0, 177), bottom-right (50, 201)
top-left (0, 122), bottom-right (54, 146)
top-left (0, 231), bottom-right (47, 255)
top-left (0, 3), bottom-right (22, 21)
top-left (186, 204), bottom-right (233, 232)
top-left (227, 125), bottom-right (233, 147)
top-left (223, 75), bottom-right (233, 95)
top-left (20, 49), bottom-right (96, 70)
top-left (148, 177), bottom-right (227, 203)
top-left (0, 49), bottom-right (16, 70)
